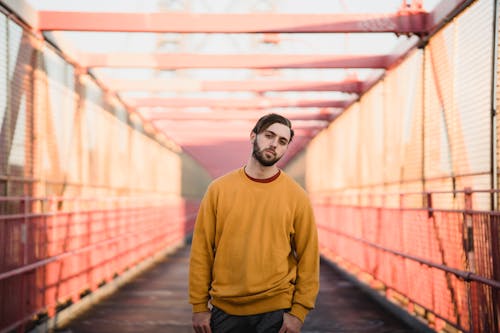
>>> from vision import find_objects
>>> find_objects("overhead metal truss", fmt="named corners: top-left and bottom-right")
top-left (0, 0), bottom-right (476, 169)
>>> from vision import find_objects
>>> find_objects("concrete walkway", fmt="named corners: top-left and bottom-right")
top-left (57, 246), bottom-right (420, 333)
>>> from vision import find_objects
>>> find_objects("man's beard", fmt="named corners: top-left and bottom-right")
top-left (252, 140), bottom-right (282, 167)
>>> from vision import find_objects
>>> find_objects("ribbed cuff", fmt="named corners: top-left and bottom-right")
top-left (288, 303), bottom-right (309, 323)
top-left (192, 303), bottom-right (210, 313)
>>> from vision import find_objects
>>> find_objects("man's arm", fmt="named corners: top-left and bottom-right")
top-left (189, 186), bottom-right (217, 313)
top-left (289, 198), bottom-right (320, 322)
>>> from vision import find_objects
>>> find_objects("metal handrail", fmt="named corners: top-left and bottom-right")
top-left (318, 224), bottom-right (500, 289)
top-left (0, 212), bottom-right (198, 281)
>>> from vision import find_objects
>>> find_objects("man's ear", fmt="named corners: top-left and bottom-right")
top-left (250, 132), bottom-right (256, 142)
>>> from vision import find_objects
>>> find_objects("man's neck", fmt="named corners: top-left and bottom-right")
top-left (245, 159), bottom-right (279, 179)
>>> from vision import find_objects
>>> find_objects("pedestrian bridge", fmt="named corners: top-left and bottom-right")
top-left (0, 0), bottom-right (499, 332)
top-left (49, 246), bottom-right (430, 333)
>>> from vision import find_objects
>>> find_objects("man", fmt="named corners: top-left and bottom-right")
top-left (189, 113), bottom-right (319, 333)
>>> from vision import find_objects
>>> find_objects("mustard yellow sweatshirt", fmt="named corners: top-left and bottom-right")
top-left (189, 167), bottom-right (319, 322)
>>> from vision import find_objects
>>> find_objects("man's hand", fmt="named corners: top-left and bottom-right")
top-left (278, 312), bottom-right (303, 333)
top-left (192, 311), bottom-right (212, 333)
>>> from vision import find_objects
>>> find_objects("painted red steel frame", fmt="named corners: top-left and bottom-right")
top-left (0, 212), bottom-right (198, 281)
top-left (0, 196), bottom-right (199, 333)
top-left (35, 12), bottom-right (428, 34)
top-left (103, 79), bottom-right (363, 94)
top-left (314, 189), bottom-right (500, 333)
top-left (4, 0), bottom-right (471, 36)
top-left (144, 111), bottom-right (337, 122)
top-left (317, 224), bottom-right (500, 289)
top-left (33, 0), bottom-right (475, 35)
top-left (128, 97), bottom-right (353, 109)
top-left (80, 53), bottom-right (389, 69)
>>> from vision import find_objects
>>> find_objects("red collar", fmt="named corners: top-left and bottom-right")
top-left (244, 169), bottom-right (281, 183)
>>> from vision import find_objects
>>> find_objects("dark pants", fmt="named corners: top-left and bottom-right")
top-left (210, 306), bottom-right (285, 333)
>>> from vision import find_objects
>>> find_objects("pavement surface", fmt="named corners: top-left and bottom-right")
top-left (58, 246), bottom-right (419, 333)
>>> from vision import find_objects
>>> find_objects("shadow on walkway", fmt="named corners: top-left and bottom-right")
top-left (58, 246), bottom-right (419, 333)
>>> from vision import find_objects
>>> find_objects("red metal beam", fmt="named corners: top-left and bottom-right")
top-left (141, 110), bottom-right (336, 122)
top-left (155, 121), bottom-right (328, 135)
top-left (82, 53), bottom-right (388, 69)
top-left (129, 97), bottom-right (352, 109)
top-left (36, 11), bottom-right (428, 34)
top-left (103, 78), bottom-right (362, 94)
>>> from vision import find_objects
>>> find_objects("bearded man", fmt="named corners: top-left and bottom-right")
top-left (189, 113), bottom-right (319, 333)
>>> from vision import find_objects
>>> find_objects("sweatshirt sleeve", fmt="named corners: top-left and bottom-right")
top-left (189, 185), bottom-right (217, 312)
top-left (289, 195), bottom-right (320, 322)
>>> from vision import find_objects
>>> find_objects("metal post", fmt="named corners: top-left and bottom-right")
top-left (20, 196), bottom-right (28, 333)
top-left (490, 212), bottom-right (500, 333)
top-left (426, 192), bottom-right (433, 218)
top-left (463, 187), bottom-right (476, 332)
top-left (490, 0), bottom-right (500, 331)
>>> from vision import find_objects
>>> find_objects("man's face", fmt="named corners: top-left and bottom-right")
top-left (251, 123), bottom-right (291, 167)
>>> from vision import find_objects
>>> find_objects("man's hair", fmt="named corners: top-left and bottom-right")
top-left (252, 113), bottom-right (294, 143)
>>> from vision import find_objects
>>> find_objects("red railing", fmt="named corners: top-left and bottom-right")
top-left (0, 196), bottom-right (199, 333)
top-left (314, 189), bottom-right (500, 333)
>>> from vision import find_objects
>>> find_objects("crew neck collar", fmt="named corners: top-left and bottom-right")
top-left (243, 167), bottom-right (281, 183)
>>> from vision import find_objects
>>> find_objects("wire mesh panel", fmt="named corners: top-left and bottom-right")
top-left (0, 18), bottom-right (36, 197)
top-left (0, 196), bottom-right (199, 332)
top-left (383, 50), bottom-right (424, 185)
top-left (306, 1), bottom-right (499, 332)
top-left (314, 193), bottom-right (499, 333)
top-left (306, 103), bottom-right (363, 193)
top-left (454, 0), bottom-right (493, 179)
top-left (0, 10), bottom-right (208, 333)
top-left (424, 0), bottom-right (493, 201)
top-left (37, 46), bottom-right (76, 193)
top-left (358, 83), bottom-right (385, 186)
